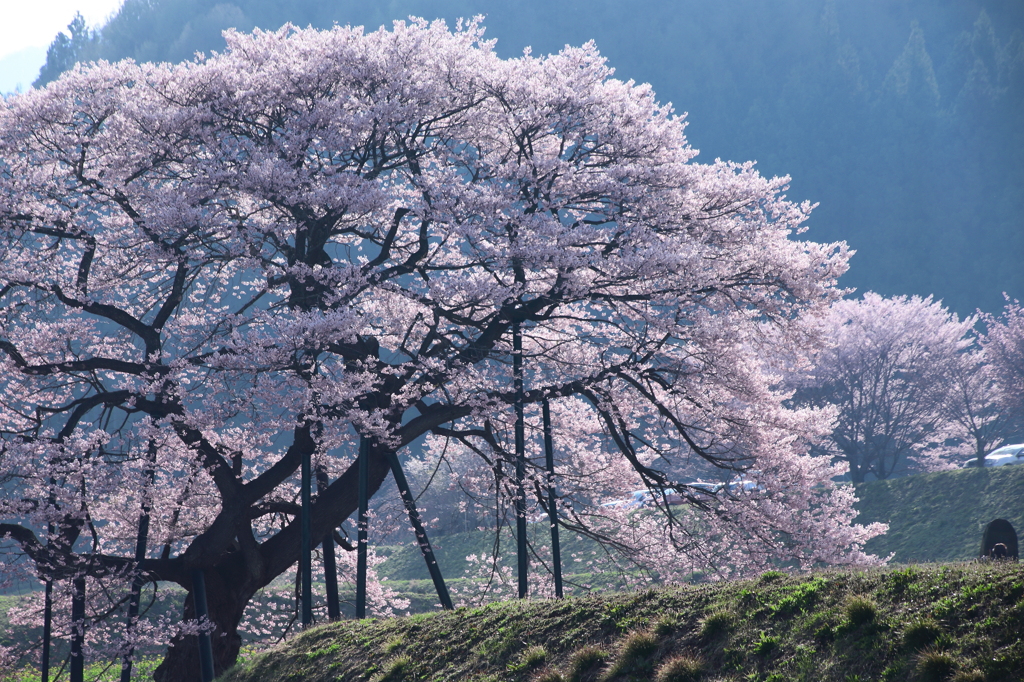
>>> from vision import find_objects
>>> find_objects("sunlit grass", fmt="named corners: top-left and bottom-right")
top-left (6, 657), bottom-right (160, 682)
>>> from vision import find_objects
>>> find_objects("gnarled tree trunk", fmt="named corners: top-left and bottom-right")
top-left (154, 561), bottom-right (252, 682)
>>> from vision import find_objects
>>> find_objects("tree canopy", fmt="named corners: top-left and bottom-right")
top-left (791, 293), bottom-right (975, 482)
top-left (1, 20), bottom-right (883, 678)
top-left (28, 0), bottom-right (1024, 316)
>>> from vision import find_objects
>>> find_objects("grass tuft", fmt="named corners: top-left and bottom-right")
top-left (699, 610), bottom-right (733, 640)
top-left (566, 645), bottom-right (609, 682)
top-left (903, 618), bottom-right (942, 650)
top-left (521, 645), bottom-right (548, 669)
top-left (845, 596), bottom-right (877, 626)
top-left (950, 671), bottom-right (984, 682)
top-left (653, 614), bottom-right (679, 636)
top-left (601, 629), bottom-right (659, 679)
top-left (371, 654), bottom-right (414, 682)
top-left (654, 654), bottom-right (704, 682)
top-left (760, 570), bottom-right (787, 583)
top-left (915, 649), bottom-right (957, 682)
top-left (383, 635), bottom-right (405, 655)
top-left (619, 629), bottom-right (659, 660)
top-left (752, 631), bottom-right (779, 657)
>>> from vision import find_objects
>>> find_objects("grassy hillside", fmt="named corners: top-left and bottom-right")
top-left (5, 467), bottom-right (1021, 677)
top-left (220, 562), bottom-right (1024, 682)
top-left (367, 464), bottom-right (1024, 618)
top-left (855, 465), bottom-right (1024, 563)
top-left (379, 463), bottom-right (1024, 591)
top-left (377, 522), bottom-right (614, 583)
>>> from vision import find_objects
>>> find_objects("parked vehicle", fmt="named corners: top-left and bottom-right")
top-left (727, 479), bottom-right (763, 493)
top-left (682, 480), bottom-right (725, 494)
top-left (599, 496), bottom-right (633, 511)
top-left (602, 481), bottom-right (751, 511)
top-left (641, 488), bottom-right (686, 506)
top-left (627, 490), bottom-right (653, 508)
top-left (527, 510), bottom-right (551, 524)
top-left (601, 488), bottom-right (685, 511)
top-left (663, 488), bottom-right (684, 505)
top-left (963, 444), bottom-right (1024, 468)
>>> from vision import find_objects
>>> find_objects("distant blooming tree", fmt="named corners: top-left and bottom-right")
top-left (981, 300), bottom-right (1024, 432)
top-left (792, 293), bottom-right (975, 482)
top-left (979, 300), bottom-right (1024, 448)
top-left (940, 346), bottom-right (1013, 463)
top-left (0, 20), bottom-right (883, 679)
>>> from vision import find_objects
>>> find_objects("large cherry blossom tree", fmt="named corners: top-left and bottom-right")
top-left (1, 19), bottom-right (883, 679)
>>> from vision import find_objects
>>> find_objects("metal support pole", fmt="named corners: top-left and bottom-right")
top-left (356, 436), bottom-right (368, 619)
top-left (40, 580), bottom-right (52, 682)
top-left (191, 568), bottom-right (215, 682)
top-left (300, 444), bottom-right (313, 627)
top-left (122, 442), bottom-right (156, 682)
top-left (386, 450), bottom-right (454, 610)
top-left (42, 512), bottom-right (55, 682)
top-left (513, 321), bottom-right (528, 598)
top-left (70, 576), bottom-right (85, 682)
top-left (542, 398), bottom-right (564, 598)
top-left (316, 469), bottom-right (341, 621)
top-left (120, 521), bottom-right (150, 682)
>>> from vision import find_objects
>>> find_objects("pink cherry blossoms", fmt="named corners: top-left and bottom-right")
top-left (1, 18), bottom-right (883, 678)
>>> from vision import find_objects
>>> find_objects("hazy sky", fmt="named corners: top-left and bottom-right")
top-left (0, 0), bottom-right (124, 93)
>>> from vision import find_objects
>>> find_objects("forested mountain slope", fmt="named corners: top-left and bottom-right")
top-left (33, 0), bottom-right (1024, 316)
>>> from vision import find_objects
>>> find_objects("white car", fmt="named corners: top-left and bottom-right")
top-left (599, 490), bottom-right (651, 510)
top-left (963, 444), bottom-right (1024, 468)
top-left (599, 496), bottom-right (633, 511)
top-left (727, 479), bottom-right (763, 493)
top-left (601, 488), bottom-right (678, 510)
top-left (632, 488), bottom-right (689, 506)
top-left (681, 480), bottom-right (725, 494)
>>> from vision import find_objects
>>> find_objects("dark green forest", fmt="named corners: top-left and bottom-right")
top-left (36, 0), bottom-right (1024, 316)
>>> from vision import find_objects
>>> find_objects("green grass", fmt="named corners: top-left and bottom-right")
top-left (217, 562), bottom-right (1024, 682)
top-left (376, 522), bottom-right (619, 584)
top-left (377, 464), bottom-right (1024, 591)
top-left (374, 461), bottom-right (1024, 612)
top-left (855, 464), bottom-right (1024, 563)
top-left (6, 465), bottom-right (1024, 679)
top-left (4, 657), bottom-right (162, 681)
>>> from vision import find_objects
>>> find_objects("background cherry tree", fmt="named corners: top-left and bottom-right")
top-left (1, 18), bottom-right (884, 679)
top-left (789, 292), bottom-right (979, 482)
top-left (981, 299), bottom-right (1024, 433)
top-left (940, 345), bottom-right (1013, 463)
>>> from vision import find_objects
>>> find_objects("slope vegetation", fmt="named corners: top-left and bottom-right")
top-left (220, 562), bottom-right (1024, 682)
top-left (855, 464), bottom-right (1024, 563)
top-left (377, 463), bottom-right (1024, 591)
